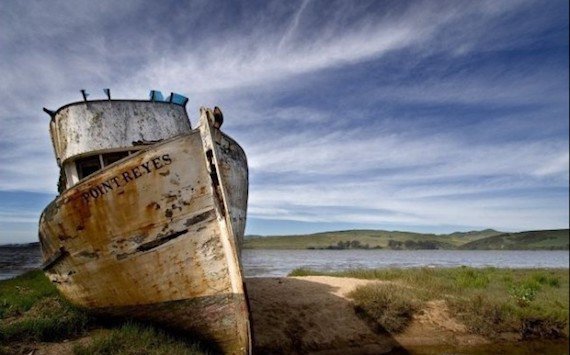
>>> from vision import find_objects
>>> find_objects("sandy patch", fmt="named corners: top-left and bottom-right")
top-left (393, 300), bottom-right (489, 347)
top-left (289, 276), bottom-right (384, 299)
top-left (246, 276), bottom-right (490, 354)
top-left (246, 276), bottom-right (397, 354)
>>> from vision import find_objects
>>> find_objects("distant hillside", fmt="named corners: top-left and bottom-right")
top-left (243, 229), bottom-right (502, 250)
top-left (458, 229), bottom-right (569, 250)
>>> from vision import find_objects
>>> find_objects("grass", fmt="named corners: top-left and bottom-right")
top-left (289, 267), bottom-right (569, 339)
top-left (459, 229), bottom-right (569, 250)
top-left (349, 283), bottom-right (420, 333)
top-left (73, 322), bottom-right (207, 355)
top-left (0, 269), bottom-right (58, 318)
top-left (0, 270), bottom-right (90, 342)
top-left (0, 271), bottom-right (208, 354)
top-left (0, 296), bottom-right (89, 342)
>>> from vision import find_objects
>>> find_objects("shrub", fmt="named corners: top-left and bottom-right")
top-left (348, 284), bottom-right (420, 333)
top-left (509, 281), bottom-right (541, 307)
top-left (449, 292), bottom-right (518, 335)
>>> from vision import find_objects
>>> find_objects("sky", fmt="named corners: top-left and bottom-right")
top-left (0, 0), bottom-right (568, 244)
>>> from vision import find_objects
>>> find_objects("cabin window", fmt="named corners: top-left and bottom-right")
top-left (76, 155), bottom-right (101, 179)
top-left (102, 151), bottom-right (129, 166)
top-left (73, 150), bottom-right (140, 182)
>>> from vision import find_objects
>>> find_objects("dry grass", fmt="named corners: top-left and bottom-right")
top-left (290, 267), bottom-right (569, 339)
top-left (348, 283), bottom-right (420, 333)
top-left (73, 322), bottom-right (207, 355)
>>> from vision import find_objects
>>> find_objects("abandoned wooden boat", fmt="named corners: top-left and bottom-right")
top-left (38, 91), bottom-right (251, 354)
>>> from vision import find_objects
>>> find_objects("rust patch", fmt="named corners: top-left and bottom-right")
top-left (77, 250), bottom-right (99, 259)
top-left (58, 234), bottom-right (73, 241)
top-left (146, 202), bottom-right (161, 210)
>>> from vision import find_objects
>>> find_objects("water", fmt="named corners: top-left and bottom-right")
top-left (242, 249), bottom-right (570, 277)
top-left (0, 247), bottom-right (568, 280)
top-left (0, 244), bottom-right (42, 281)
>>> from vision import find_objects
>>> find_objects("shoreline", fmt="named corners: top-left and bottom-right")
top-left (1, 268), bottom-right (568, 354)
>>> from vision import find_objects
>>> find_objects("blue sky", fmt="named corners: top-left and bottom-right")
top-left (0, 0), bottom-right (568, 244)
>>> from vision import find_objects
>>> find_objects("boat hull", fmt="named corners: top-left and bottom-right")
top-left (39, 123), bottom-right (250, 354)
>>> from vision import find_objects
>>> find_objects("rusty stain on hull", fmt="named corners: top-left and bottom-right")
top-left (39, 99), bottom-right (250, 354)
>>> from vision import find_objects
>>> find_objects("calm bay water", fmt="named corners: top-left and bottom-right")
top-left (0, 244), bottom-right (42, 281)
top-left (1, 247), bottom-right (568, 280)
top-left (242, 249), bottom-right (570, 277)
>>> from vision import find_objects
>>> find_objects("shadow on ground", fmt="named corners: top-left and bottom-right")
top-left (246, 277), bottom-right (405, 354)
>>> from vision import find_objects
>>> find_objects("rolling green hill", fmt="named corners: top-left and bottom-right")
top-left (458, 229), bottom-right (569, 250)
top-left (243, 229), bottom-right (569, 250)
top-left (243, 229), bottom-right (502, 250)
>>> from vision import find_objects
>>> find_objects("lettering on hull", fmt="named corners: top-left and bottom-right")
top-left (81, 154), bottom-right (172, 203)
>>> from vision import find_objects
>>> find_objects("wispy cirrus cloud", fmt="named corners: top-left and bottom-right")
top-left (0, 0), bottom-right (567, 242)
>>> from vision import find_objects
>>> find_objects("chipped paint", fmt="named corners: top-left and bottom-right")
top-left (53, 101), bottom-right (191, 164)
top-left (39, 102), bottom-right (250, 354)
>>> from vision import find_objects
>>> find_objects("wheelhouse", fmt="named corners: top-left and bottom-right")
top-left (45, 90), bottom-right (191, 192)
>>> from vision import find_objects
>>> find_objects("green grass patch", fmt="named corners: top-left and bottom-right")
top-left (1, 271), bottom-right (213, 353)
top-left (288, 267), bottom-right (328, 277)
top-left (0, 271), bottom-right (90, 342)
top-left (0, 297), bottom-right (89, 342)
top-left (290, 267), bottom-right (569, 339)
top-left (0, 270), bottom-right (58, 318)
top-left (459, 229), bottom-right (569, 250)
top-left (73, 322), bottom-right (207, 355)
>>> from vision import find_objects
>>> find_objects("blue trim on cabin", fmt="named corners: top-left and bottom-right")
top-left (46, 91), bottom-right (190, 119)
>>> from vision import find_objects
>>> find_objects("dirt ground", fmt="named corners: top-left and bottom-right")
top-left (4, 276), bottom-right (525, 354)
top-left (246, 276), bottom-right (490, 354)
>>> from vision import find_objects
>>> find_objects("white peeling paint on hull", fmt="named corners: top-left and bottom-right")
top-left (39, 115), bottom-right (250, 354)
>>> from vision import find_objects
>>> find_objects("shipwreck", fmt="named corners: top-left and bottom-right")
top-left (38, 90), bottom-right (251, 354)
